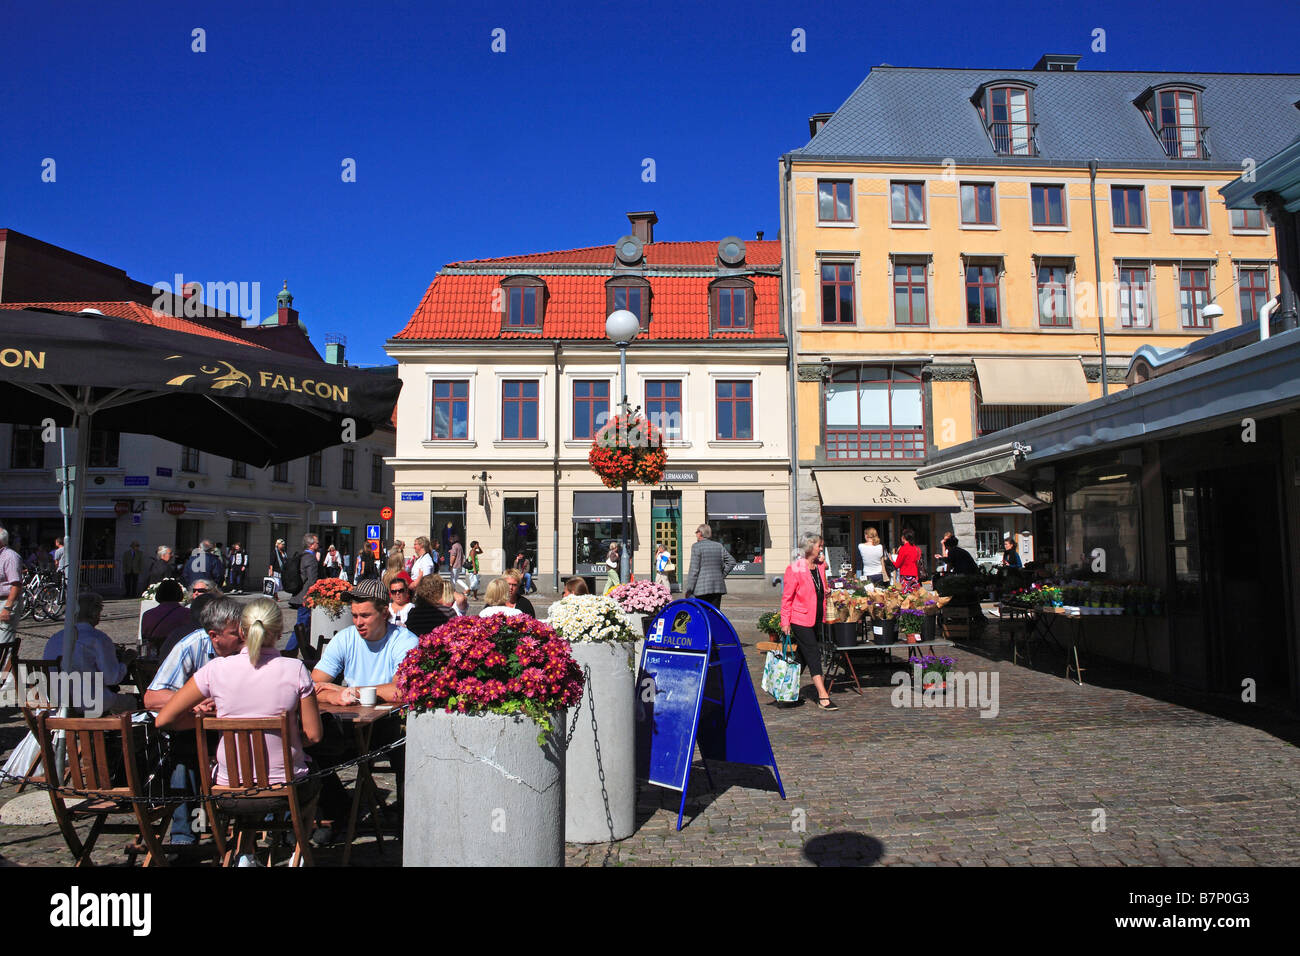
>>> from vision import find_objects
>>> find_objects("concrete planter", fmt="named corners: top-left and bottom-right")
top-left (565, 641), bottom-right (637, 843)
top-left (403, 708), bottom-right (565, 867)
top-left (310, 606), bottom-right (349, 655)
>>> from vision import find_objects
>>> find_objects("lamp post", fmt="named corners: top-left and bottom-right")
top-left (605, 310), bottom-right (640, 585)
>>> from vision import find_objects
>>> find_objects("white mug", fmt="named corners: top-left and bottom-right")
top-left (358, 686), bottom-right (378, 707)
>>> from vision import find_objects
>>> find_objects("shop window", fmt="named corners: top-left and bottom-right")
top-left (714, 521), bottom-right (765, 576)
top-left (503, 497), bottom-right (538, 574)
top-left (1062, 464), bottom-right (1141, 578)
top-left (824, 365), bottom-right (924, 460)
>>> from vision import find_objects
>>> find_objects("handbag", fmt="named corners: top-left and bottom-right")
top-left (663, 560), bottom-right (676, 572)
top-left (761, 633), bottom-right (802, 703)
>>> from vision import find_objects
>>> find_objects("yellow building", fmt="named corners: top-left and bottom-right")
top-left (780, 56), bottom-right (1296, 570)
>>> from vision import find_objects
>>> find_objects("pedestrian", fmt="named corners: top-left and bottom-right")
top-left (448, 535), bottom-right (465, 592)
top-left (410, 536), bottom-right (434, 586)
top-left (227, 543), bottom-right (248, 593)
top-left (121, 540), bottom-right (144, 598)
top-left (285, 533), bottom-right (321, 660)
top-left (268, 538), bottom-right (288, 589)
top-left (604, 543), bottom-right (621, 594)
top-left (683, 524), bottom-right (737, 610)
top-left (145, 545), bottom-right (177, 588)
top-left (45, 592), bottom-right (136, 714)
top-left (182, 540), bottom-right (224, 588)
top-left (780, 532), bottom-right (836, 710)
top-left (467, 540), bottom-right (482, 599)
top-left (1001, 535), bottom-right (1023, 569)
top-left (0, 526), bottom-right (23, 683)
top-left (654, 544), bottom-right (673, 587)
top-left (890, 528), bottom-right (923, 593)
top-left (51, 537), bottom-right (67, 575)
top-left (513, 552), bottom-right (535, 594)
top-left (859, 526), bottom-right (886, 587)
top-left (323, 544), bottom-right (341, 579)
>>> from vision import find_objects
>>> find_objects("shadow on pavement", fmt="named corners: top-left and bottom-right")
top-left (802, 831), bottom-right (885, 866)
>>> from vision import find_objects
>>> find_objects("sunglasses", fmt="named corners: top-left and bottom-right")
top-left (191, 588), bottom-right (208, 594)
top-left (389, 587), bottom-right (408, 595)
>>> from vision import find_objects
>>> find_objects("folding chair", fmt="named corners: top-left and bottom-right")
top-left (35, 712), bottom-right (171, 866)
top-left (0, 637), bottom-right (20, 687)
top-left (15, 658), bottom-right (61, 793)
top-left (196, 714), bottom-right (319, 867)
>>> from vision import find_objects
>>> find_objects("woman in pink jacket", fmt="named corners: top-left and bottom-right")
top-left (780, 532), bottom-right (837, 711)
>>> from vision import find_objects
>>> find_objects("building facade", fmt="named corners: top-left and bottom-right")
top-left (781, 58), bottom-right (1298, 572)
top-left (386, 213), bottom-right (791, 594)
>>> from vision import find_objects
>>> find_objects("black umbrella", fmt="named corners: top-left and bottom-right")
top-left (0, 306), bottom-right (402, 715)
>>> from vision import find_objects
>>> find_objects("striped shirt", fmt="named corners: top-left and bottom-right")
top-left (147, 628), bottom-right (215, 692)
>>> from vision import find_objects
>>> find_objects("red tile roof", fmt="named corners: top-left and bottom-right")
top-left (395, 273), bottom-right (783, 341)
top-left (458, 239), bottom-right (782, 268)
top-left (0, 301), bottom-right (269, 348)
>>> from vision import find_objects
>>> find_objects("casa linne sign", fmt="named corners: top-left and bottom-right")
top-left (863, 473), bottom-right (910, 506)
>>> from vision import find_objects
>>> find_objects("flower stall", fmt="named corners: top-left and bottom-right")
top-left (395, 614), bottom-right (584, 866)
top-left (547, 593), bottom-right (640, 843)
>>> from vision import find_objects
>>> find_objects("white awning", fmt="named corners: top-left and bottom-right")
top-left (813, 470), bottom-right (963, 512)
top-left (974, 357), bottom-right (1090, 406)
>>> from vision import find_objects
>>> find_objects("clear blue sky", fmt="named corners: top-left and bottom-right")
top-left (2, 0), bottom-right (1294, 366)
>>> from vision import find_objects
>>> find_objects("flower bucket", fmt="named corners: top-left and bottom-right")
top-left (921, 614), bottom-right (937, 642)
top-left (310, 606), bottom-right (348, 655)
top-left (830, 621), bottom-right (858, 648)
top-left (403, 709), bottom-right (565, 866)
top-left (871, 619), bottom-right (897, 645)
top-left (565, 641), bottom-right (636, 843)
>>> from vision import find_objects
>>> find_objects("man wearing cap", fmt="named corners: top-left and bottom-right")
top-left (311, 578), bottom-right (417, 706)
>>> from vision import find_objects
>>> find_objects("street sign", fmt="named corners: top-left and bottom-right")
top-left (368, 539), bottom-right (380, 555)
top-left (124, 475), bottom-right (149, 487)
top-left (400, 492), bottom-right (423, 502)
top-left (380, 507), bottom-right (394, 521)
top-left (114, 500), bottom-right (131, 517)
top-left (155, 466), bottom-right (173, 477)
top-left (164, 500), bottom-right (187, 516)
top-left (366, 524), bottom-right (381, 539)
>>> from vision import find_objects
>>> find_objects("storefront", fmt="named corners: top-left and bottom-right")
top-left (811, 469), bottom-right (963, 576)
top-left (503, 496), bottom-right (538, 574)
top-left (704, 491), bottom-right (767, 576)
top-left (572, 490), bottom-right (628, 578)
top-left (432, 495), bottom-right (466, 568)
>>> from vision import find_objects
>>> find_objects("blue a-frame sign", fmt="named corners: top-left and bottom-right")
top-left (635, 598), bottom-right (785, 830)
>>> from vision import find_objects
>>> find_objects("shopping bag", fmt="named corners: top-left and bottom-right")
top-left (262, 576), bottom-right (277, 597)
top-left (761, 634), bottom-right (801, 702)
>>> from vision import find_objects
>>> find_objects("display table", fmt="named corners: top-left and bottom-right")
top-left (756, 634), bottom-right (954, 696)
top-left (1001, 605), bottom-right (1155, 686)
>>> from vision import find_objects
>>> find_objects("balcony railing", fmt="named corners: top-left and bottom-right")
top-left (1158, 125), bottom-right (1210, 160)
top-left (985, 121), bottom-right (1038, 157)
top-left (825, 428), bottom-right (926, 460)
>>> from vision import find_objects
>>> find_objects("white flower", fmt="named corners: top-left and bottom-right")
top-left (546, 595), bottom-right (637, 644)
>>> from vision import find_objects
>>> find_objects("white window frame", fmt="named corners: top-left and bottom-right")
top-left (634, 370), bottom-right (691, 447)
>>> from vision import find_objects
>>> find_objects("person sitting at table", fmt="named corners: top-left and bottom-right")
top-left (384, 570), bottom-right (414, 628)
top-left (404, 573), bottom-right (469, 636)
top-left (943, 536), bottom-right (980, 576)
top-left (479, 577), bottom-right (524, 618)
top-left (43, 591), bottom-right (136, 714)
top-left (780, 533), bottom-right (836, 711)
top-left (140, 579), bottom-right (192, 659)
top-left (308, 578), bottom-right (416, 845)
top-left (155, 597), bottom-right (322, 867)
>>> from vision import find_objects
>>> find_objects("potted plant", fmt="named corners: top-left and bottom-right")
top-left (909, 653), bottom-right (956, 690)
top-left (757, 611), bottom-right (783, 641)
top-left (547, 594), bottom-right (639, 843)
top-left (304, 577), bottom-right (352, 653)
top-left (867, 590), bottom-right (900, 645)
top-left (897, 608), bottom-right (925, 644)
top-left (608, 579), bottom-right (672, 636)
top-left (395, 614), bottom-right (584, 866)
top-left (826, 590), bottom-right (863, 647)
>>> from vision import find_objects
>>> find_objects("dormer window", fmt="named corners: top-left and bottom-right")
top-left (709, 277), bottom-right (754, 332)
top-left (1137, 85), bottom-right (1208, 159)
top-left (606, 276), bottom-right (651, 329)
top-left (973, 82), bottom-right (1037, 156)
top-left (500, 276), bottom-right (546, 331)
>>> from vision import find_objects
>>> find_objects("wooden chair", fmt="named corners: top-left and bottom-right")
top-left (196, 714), bottom-right (319, 867)
top-left (15, 658), bottom-right (61, 793)
top-left (35, 712), bottom-right (170, 866)
top-left (0, 637), bottom-right (20, 689)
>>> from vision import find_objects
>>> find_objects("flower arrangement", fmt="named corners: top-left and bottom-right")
top-left (588, 414), bottom-right (668, 488)
top-left (395, 613), bottom-right (585, 742)
top-left (304, 577), bottom-right (352, 616)
top-left (546, 594), bottom-right (638, 644)
top-left (862, 586), bottom-right (951, 621)
top-left (897, 608), bottom-right (926, 636)
top-left (757, 611), bottom-right (783, 639)
top-left (827, 589), bottom-right (869, 623)
top-left (608, 579), bottom-right (671, 617)
top-left (141, 578), bottom-right (187, 602)
top-left (909, 653), bottom-right (956, 688)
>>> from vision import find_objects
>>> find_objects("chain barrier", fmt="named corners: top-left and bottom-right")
top-left (0, 703), bottom-right (414, 805)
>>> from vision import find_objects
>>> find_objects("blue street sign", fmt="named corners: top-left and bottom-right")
top-left (366, 524), bottom-right (381, 539)
top-left (155, 466), bottom-right (173, 477)
top-left (635, 599), bottom-right (784, 830)
top-left (124, 475), bottom-right (149, 487)
top-left (400, 492), bottom-right (424, 501)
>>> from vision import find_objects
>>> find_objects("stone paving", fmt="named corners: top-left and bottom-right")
top-left (2, 593), bottom-right (1298, 866)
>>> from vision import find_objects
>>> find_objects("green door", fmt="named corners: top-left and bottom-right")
top-left (651, 493), bottom-right (682, 590)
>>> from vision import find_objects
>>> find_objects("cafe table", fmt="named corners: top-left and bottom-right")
top-left (318, 701), bottom-right (403, 865)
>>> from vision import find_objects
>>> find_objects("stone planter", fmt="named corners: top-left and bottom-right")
top-left (565, 641), bottom-right (637, 844)
top-left (403, 709), bottom-right (565, 866)
top-left (310, 606), bottom-right (349, 655)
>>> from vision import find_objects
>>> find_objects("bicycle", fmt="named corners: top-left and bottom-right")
top-left (35, 570), bottom-right (67, 621)
top-left (19, 567), bottom-right (51, 622)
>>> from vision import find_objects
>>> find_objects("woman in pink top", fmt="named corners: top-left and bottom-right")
top-left (157, 598), bottom-right (323, 863)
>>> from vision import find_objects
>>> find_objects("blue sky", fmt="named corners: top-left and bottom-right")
top-left (2, 0), bottom-right (1295, 366)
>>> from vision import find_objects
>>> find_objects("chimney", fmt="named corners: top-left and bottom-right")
top-left (324, 333), bottom-right (346, 365)
top-left (808, 112), bottom-right (833, 138)
top-left (276, 280), bottom-right (298, 327)
top-left (627, 211), bottom-right (658, 244)
top-left (756, 230), bottom-right (764, 241)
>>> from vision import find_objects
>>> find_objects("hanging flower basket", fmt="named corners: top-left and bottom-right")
top-left (588, 414), bottom-right (668, 488)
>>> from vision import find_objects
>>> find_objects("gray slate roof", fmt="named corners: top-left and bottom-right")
top-left (791, 67), bottom-right (1300, 168)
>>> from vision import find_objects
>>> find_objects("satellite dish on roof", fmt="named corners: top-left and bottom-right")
top-left (615, 234), bottom-right (643, 265)
top-left (718, 236), bottom-right (746, 266)
top-left (79, 308), bottom-right (104, 315)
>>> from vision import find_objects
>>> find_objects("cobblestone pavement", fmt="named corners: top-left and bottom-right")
top-left (3, 595), bottom-right (1299, 866)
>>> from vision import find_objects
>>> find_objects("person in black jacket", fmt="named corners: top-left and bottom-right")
top-left (943, 536), bottom-right (980, 575)
top-left (144, 545), bottom-right (178, 588)
top-left (404, 574), bottom-right (469, 636)
top-left (285, 534), bottom-right (320, 659)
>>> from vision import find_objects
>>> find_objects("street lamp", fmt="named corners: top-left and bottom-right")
top-left (606, 309), bottom-right (640, 584)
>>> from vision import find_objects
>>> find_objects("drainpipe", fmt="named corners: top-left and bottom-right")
top-left (1088, 160), bottom-right (1110, 397)
top-left (781, 155), bottom-right (799, 551)
top-left (552, 340), bottom-right (562, 591)
top-left (1260, 295), bottom-right (1280, 342)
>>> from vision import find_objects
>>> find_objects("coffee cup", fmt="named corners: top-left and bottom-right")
top-left (358, 686), bottom-right (378, 707)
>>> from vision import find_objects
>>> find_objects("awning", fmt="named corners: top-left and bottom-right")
top-left (572, 491), bottom-right (625, 522)
top-left (915, 441), bottom-right (1022, 490)
top-left (706, 491), bottom-right (766, 521)
top-left (225, 510), bottom-right (262, 518)
top-left (269, 512), bottom-right (299, 520)
top-left (812, 470), bottom-right (962, 512)
top-left (974, 357), bottom-right (1090, 405)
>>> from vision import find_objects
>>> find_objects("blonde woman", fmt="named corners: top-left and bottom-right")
top-left (156, 597), bottom-right (323, 866)
top-left (478, 577), bottom-right (522, 618)
top-left (859, 527), bottom-right (885, 586)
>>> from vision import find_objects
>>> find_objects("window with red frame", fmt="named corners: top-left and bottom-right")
top-left (1179, 268), bottom-right (1212, 328)
top-left (715, 381), bottom-right (753, 440)
top-left (431, 380), bottom-right (469, 440)
top-left (984, 86), bottom-right (1034, 156)
top-left (1037, 263), bottom-right (1072, 327)
top-left (965, 263), bottom-right (1001, 326)
top-left (1171, 187), bottom-right (1206, 229)
top-left (607, 280), bottom-right (650, 327)
top-left (1155, 89), bottom-right (1204, 159)
top-left (502, 380), bottom-right (540, 440)
top-left (824, 365), bottom-right (925, 460)
top-left (960, 183), bottom-right (996, 225)
top-left (645, 380), bottom-right (682, 441)
top-left (1230, 208), bottom-right (1265, 231)
top-left (820, 263), bottom-right (855, 324)
top-left (714, 286), bottom-right (750, 330)
top-left (1110, 186), bottom-right (1146, 228)
top-left (1117, 267), bottom-right (1150, 328)
top-left (1238, 268), bottom-right (1270, 324)
top-left (893, 262), bottom-right (928, 326)
top-left (1031, 184), bottom-right (1066, 226)
top-left (818, 180), bottom-right (853, 222)
top-left (506, 286), bottom-right (540, 328)
top-left (890, 182), bottom-right (925, 223)
top-left (572, 380), bottom-right (610, 441)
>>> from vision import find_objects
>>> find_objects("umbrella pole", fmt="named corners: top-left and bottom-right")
top-left (52, 406), bottom-right (90, 775)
